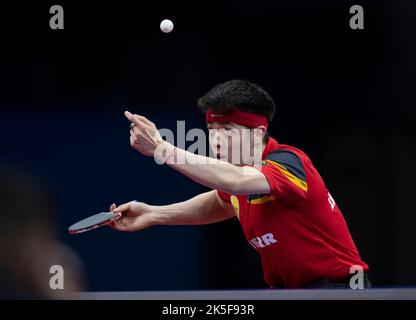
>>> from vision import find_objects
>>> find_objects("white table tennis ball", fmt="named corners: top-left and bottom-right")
top-left (160, 19), bottom-right (174, 33)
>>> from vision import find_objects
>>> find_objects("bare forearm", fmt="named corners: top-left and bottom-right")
top-left (156, 142), bottom-right (270, 195)
top-left (124, 112), bottom-right (269, 194)
top-left (150, 190), bottom-right (233, 225)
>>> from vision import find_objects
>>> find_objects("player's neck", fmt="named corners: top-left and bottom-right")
top-left (236, 141), bottom-right (267, 166)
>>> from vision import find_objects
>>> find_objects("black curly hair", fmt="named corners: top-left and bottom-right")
top-left (197, 79), bottom-right (276, 122)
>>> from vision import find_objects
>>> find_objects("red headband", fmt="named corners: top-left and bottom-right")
top-left (205, 109), bottom-right (268, 129)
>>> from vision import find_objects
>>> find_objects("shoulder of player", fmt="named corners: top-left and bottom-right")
top-left (269, 144), bottom-right (314, 163)
top-left (264, 146), bottom-right (309, 181)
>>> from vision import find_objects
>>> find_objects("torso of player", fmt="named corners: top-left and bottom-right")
top-left (224, 141), bottom-right (369, 288)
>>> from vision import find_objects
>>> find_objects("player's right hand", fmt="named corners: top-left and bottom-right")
top-left (108, 201), bottom-right (157, 232)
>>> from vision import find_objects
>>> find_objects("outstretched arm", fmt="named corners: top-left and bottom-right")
top-left (125, 111), bottom-right (271, 195)
top-left (110, 190), bottom-right (235, 232)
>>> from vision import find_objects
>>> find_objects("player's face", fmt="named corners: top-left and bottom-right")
top-left (207, 122), bottom-right (262, 165)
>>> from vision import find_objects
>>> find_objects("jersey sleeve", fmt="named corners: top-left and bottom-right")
top-left (259, 150), bottom-right (308, 203)
top-left (216, 190), bottom-right (231, 203)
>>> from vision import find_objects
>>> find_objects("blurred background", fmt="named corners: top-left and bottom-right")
top-left (0, 0), bottom-right (415, 293)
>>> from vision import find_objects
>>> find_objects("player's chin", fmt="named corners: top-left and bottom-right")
top-left (216, 154), bottom-right (227, 162)
top-left (216, 153), bottom-right (239, 164)
top-left (219, 157), bottom-right (241, 165)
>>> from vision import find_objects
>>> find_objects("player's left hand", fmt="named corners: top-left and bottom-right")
top-left (124, 111), bottom-right (164, 157)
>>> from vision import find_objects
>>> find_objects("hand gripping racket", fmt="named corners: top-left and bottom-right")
top-left (68, 212), bottom-right (122, 235)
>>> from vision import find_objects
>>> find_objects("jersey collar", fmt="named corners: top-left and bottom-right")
top-left (262, 136), bottom-right (279, 159)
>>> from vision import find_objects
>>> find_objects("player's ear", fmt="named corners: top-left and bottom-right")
top-left (258, 125), bottom-right (267, 135)
top-left (254, 126), bottom-right (267, 140)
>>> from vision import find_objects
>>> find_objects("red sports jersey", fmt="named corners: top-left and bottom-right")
top-left (217, 137), bottom-right (369, 288)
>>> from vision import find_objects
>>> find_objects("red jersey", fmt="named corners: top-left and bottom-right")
top-left (217, 137), bottom-right (369, 288)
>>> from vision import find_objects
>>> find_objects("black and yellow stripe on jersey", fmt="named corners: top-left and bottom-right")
top-left (248, 150), bottom-right (308, 204)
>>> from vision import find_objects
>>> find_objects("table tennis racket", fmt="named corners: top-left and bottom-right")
top-left (68, 212), bottom-right (122, 235)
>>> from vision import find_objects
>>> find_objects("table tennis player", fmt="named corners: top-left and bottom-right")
top-left (110, 79), bottom-right (370, 289)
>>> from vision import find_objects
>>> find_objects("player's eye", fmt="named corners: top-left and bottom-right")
top-left (225, 127), bottom-right (238, 134)
top-left (209, 129), bottom-right (217, 136)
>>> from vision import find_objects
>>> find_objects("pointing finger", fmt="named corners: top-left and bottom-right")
top-left (124, 111), bottom-right (142, 127)
top-left (134, 114), bottom-right (153, 126)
